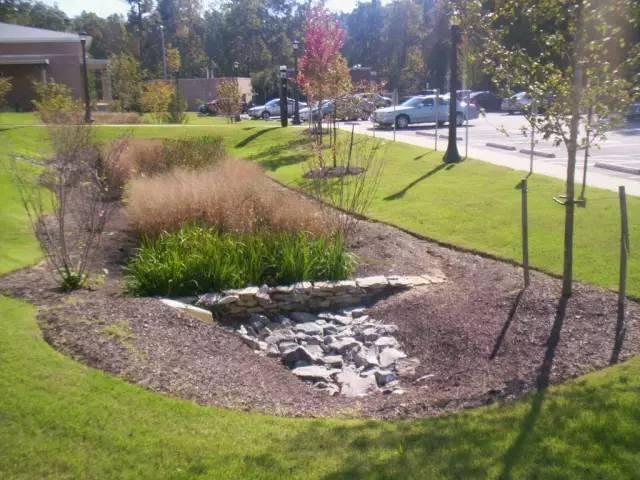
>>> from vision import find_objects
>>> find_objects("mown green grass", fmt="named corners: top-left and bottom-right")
top-left (2, 114), bottom-right (640, 478)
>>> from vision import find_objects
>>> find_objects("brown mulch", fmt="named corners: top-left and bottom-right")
top-left (1, 206), bottom-right (638, 419)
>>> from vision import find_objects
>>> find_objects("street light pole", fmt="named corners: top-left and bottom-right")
top-left (443, 16), bottom-right (461, 164)
top-left (279, 65), bottom-right (288, 127)
top-left (79, 32), bottom-right (92, 123)
top-left (292, 40), bottom-right (301, 125)
top-left (160, 25), bottom-right (167, 80)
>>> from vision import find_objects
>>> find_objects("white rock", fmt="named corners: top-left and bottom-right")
top-left (336, 367), bottom-right (378, 397)
top-left (375, 336), bottom-right (400, 349)
top-left (160, 298), bottom-right (214, 324)
top-left (292, 365), bottom-right (339, 382)
top-left (379, 348), bottom-right (407, 368)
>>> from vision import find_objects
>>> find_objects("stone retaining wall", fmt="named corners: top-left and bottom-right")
top-left (196, 273), bottom-right (445, 319)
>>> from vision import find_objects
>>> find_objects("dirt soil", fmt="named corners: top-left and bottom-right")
top-left (1, 205), bottom-right (639, 419)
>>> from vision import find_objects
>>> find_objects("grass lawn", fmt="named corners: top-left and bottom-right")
top-left (2, 114), bottom-right (640, 478)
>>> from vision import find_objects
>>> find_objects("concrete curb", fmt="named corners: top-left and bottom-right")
top-left (594, 162), bottom-right (640, 175)
top-left (519, 149), bottom-right (556, 159)
top-left (486, 142), bottom-right (517, 151)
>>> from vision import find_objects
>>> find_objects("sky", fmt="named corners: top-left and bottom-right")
top-left (42, 0), bottom-right (363, 19)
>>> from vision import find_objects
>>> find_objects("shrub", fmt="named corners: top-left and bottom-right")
top-left (109, 53), bottom-right (143, 112)
top-left (160, 135), bottom-right (226, 171)
top-left (0, 76), bottom-right (12, 109)
top-left (141, 81), bottom-right (173, 123)
top-left (167, 89), bottom-right (187, 124)
top-left (14, 124), bottom-right (125, 290)
top-left (92, 112), bottom-right (143, 124)
top-left (124, 159), bottom-right (335, 237)
top-left (126, 226), bottom-right (355, 296)
top-left (32, 82), bottom-right (82, 124)
top-left (102, 136), bottom-right (227, 196)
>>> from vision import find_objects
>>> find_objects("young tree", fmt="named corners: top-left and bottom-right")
top-left (109, 52), bottom-right (144, 112)
top-left (462, 0), bottom-right (636, 297)
top-left (216, 78), bottom-right (242, 122)
top-left (141, 81), bottom-right (174, 123)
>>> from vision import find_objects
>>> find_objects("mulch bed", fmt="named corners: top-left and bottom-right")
top-left (1, 205), bottom-right (638, 419)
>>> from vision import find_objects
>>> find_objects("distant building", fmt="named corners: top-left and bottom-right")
top-left (0, 22), bottom-right (110, 111)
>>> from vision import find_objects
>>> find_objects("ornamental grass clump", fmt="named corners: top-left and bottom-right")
top-left (126, 226), bottom-right (354, 296)
top-left (124, 159), bottom-right (336, 237)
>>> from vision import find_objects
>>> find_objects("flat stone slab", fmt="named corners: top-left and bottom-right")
top-left (161, 299), bottom-right (213, 323)
top-left (294, 322), bottom-right (324, 336)
top-left (336, 367), bottom-right (378, 397)
top-left (291, 365), bottom-right (339, 382)
top-left (356, 276), bottom-right (389, 289)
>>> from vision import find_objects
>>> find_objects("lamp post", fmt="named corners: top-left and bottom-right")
top-left (443, 14), bottom-right (461, 163)
top-left (79, 31), bottom-right (92, 123)
top-left (233, 60), bottom-right (239, 77)
top-left (233, 61), bottom-right (240, 122)
top-left (292, 39), bottom-right (301, 125)
top-left (279, 65), bottom-right (288, 127)
top-left (160, 25), bottom-right (167, 80)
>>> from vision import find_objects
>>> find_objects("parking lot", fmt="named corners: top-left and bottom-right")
top-left (337, 113), bottom-right (640, 195)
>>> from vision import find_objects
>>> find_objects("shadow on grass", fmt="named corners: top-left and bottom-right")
top-left (384, 163), bottom-right (454, 201)
top-left (235, 127), bottom-right (280, 148)
top-left (497, 295), bottom-right (568, 480)
top-left (248, 137), bottom-right (311, 171)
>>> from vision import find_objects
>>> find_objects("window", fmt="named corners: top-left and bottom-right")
top-left (422, 98), bottom-right (434, 107)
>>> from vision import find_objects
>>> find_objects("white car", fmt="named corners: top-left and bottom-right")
top-left (373, 95), bottom-right (479, 129)
top-left (248, 98), bottom-right (307, 119)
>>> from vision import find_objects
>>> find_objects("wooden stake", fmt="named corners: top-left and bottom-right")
top-left (519, 178), bottom-right (531, 287)
top-left (618, 185), bottom-right (629, 323)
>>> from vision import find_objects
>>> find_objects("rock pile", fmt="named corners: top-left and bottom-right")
top-left (232, 308), bottom-right (418, 397)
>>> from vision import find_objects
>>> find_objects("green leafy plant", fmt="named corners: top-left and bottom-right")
top-left (160, 135), bottom-right (226, 170)
top-left (126, 226), bottom-right (355, 296)
top-left (141, 81), bottom-right (174, 123)
top-left (32, 82), bottom-right (82, 124)
top-left (0, 76), bottom-right (12, 109)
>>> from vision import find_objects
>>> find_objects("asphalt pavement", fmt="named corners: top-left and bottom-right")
top-left (336, 113), bottom-right (640, 196)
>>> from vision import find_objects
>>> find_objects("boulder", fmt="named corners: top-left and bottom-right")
top-left (294, 322), bottom-right (324, 336)
top-left (320, 355), bottom-right (344, 368)
top-left (379, 348), bottom-right (407, 368)
top-left (396, 357), bottom-right (420, 377)
top-left (331, 337), bottom-right (361, 354)
top-left (354, 347), bottom-right (380, 368)
top-left (375, 336), bottom-right (400, 349)
top-left (264, 330), bottom-right (296, 345)
top-left (281, 346), bottom-right (316, 367)
top-left (374, 370), bottom-right (398, 386)
top-left (290, 312), bottom-right (319, 323)
top-left (239, 334), bottom-right (262, 350)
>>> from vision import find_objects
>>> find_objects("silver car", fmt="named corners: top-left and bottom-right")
top-left (248, 98), bottom-right (306, 119)
top-left (373, 95), bottom-right (479, 129)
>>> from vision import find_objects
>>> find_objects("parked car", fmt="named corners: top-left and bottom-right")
top-left (372, 95), bottom-right (479, 129)
top-left (199, 99), bottom-right (220, 115)
top-left (469, 91), bottom-right (502, 112)
top-left (300, 100), bottom-right (334, 122)
top-left (501, 92), bottom-right (533, 114)
top-left (248, 98), bottom-right (307, 119)
top-left (626, 101), bottom-right (640, 122)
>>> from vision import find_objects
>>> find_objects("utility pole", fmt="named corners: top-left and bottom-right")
top-left (292, 40), bottom-right (301, 125)
top-left (160, 25), bottom-right (167, 80)
top-left (79, 32), bottom-right (92, 123)
top-left (279, 65), bottom-right (288, 127)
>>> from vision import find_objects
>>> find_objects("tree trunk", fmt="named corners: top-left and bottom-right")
top-left (561, 1), bottom-right (584, 298)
